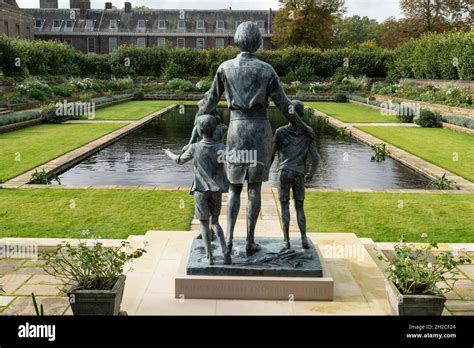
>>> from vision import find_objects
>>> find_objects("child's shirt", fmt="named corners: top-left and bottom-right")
top-left (273, 125), bottom-right (316, 176)
top-left (176, 139), bottom-right (229, 193)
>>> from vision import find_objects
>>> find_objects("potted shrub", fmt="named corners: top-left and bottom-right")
top-left (43, 240), bottom-right (146, 316)
top-left (379, 236), bottom-right (471, 316)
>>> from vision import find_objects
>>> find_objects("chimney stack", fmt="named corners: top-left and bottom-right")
top-left (105, 2), bottom-right (112, 9)
top-left (124, 2), bottom-right (132, 13)
top-left (40, 0), bottom-right (58, 8)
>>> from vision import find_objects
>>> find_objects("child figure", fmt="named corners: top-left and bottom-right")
top-left (182, 110), bottom-right (228, 153)
top-left (182, 111), bottom-right (228, 241)
top-left (165, 115), bottom-right (231, 265)
top-left (271, 100), bottom-right (319, 250)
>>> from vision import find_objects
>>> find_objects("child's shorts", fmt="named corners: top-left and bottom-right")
top-left (193, 191), bottom-right (222, 220)
top-left (278, 170), bottom-right (305, 202)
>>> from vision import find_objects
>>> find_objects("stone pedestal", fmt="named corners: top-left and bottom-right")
top-left (175, 237), bottom-right (334, 301)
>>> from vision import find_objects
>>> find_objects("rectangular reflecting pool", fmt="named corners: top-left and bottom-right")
top-left (57, 106), bottom-right (430, 189)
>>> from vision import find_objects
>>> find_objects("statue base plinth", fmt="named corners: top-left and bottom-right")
top-left (175, 237), bottom-right (334, 301)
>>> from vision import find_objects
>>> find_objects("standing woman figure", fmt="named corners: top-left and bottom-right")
top-left (195, 22), bottom-right (314, 256)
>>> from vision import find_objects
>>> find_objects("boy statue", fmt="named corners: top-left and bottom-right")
top-left (165, 115), bottom-right (231, 265)
top-left (271, 100), bottom-right (319, 250)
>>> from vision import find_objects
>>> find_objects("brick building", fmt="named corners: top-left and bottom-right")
top-left (26, 1), bottom-right (276, 54)
top-left (0, 0), bottom-right (34, 40)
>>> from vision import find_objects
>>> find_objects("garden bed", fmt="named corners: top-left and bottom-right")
top-left (374, 95), bottom-right (473, 118)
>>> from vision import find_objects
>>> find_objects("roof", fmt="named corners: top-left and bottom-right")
top-left (25, 8), bottom-right (276, 37)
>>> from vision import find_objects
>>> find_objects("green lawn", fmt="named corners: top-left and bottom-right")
top-left (88, 100), bottom-right (181, 120)
top-left (357, 126), bottom-right (474, 182)
top-left (0, 123), bottom-right (124, 183)
top-left (306, 102), bottom-right (400, 123)
top-left (0, 188), bottom-right (194, 239)
top-left (306, 192), bottom-right (474, 243)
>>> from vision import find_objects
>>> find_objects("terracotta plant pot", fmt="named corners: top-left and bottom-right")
top-left (67, 275), bottom-right (126, 316)
top-left (385, 279), bottom-right (446, 316)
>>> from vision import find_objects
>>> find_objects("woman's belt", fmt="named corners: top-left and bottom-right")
top-left (230, 109), bottom-right (268, 121)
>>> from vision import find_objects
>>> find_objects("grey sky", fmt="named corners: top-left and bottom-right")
top-left (17, 0), bottom-right (402, 22)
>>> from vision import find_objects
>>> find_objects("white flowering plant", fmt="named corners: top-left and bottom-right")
top-left (67, 77), bottom-right (94, 91)
top-left (379, 235), bottom-right (471, 296)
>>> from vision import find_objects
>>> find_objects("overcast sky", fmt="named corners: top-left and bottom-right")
top-left (17, 0), bottom-right (402, 22)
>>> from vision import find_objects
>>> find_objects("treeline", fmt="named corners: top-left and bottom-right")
top-left (0, 31), bottom-right (472, 81)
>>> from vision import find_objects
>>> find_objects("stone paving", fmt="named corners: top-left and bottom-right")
top-left (1, 189), bottom-right (472, 316)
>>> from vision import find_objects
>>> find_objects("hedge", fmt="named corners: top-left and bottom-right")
top-left (392, 31), bottom-right (474, 80)
top-left (0, 109), bottom-right (42, 127)
top-left (442, 115), bottom-right (474, 129)
top-left (0, 34), bottom-right (393, 80)
top-left (1, 31), bottom-right (472, 81)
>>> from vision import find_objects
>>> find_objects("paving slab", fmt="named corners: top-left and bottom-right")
top-left (1, 296), bottom-right (69, 316)
top-left (0, 274), bottom-right (31, 294)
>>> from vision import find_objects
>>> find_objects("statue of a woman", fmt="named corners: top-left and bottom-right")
top-left (194, 21), bottom-right (314, 256)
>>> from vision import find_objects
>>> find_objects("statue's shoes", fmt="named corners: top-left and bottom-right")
top-left (246, 243), bottom-right (261, 256)
top-left (301, 237), bottom-right (310, 250)
top-left (280, 242), bottom-right (291, 252)
top-left (196, 232), bottom-right (217, 241)
top-left (223, 252), bottom-right (232, 265)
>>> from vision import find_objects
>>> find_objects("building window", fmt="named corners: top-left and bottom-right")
top-left (216, 38), bottom-right (225, 49)
top-left (137, 37), bottom-right (146, 48)
top-left (4, 21), bottom-right (8, 36)
top-left (87, 37), bottom-right (95, 53)
top-left (52, 20), bottom-right (61, 30)
top-left (196, 20), bottom-right (204, 30)
top-left (137, 19), bottom-right (146, 30)
top-left (85, 20), bottom-right (94, 30)
top-left (216, 20), bottom-right (225, 30)
top-left (235, 20), bottom-right (242, 29)
top-left (177, 20), bottom-right (186, 30)
top-left (177, 38), bottom-right (185, 49)
top-left (158, 20), bottom-right (166, 29)
top-left (196, 38), bottom-right (204, 50)
top-left (257, 20), bottom-right (265, 30)
top-left (157, 37), bottom-right (166, 48)
top-left (65, 20), bottom-right (74, 31)
top-left (109, 20), bottom-right (118, 30)
top-left (64, 39), bottom-right (72, 46)
top-left (16, 24), bottom-right (20, 38)
top-left (34, 19), bottom-right (42, 28)
top-left (109, 37), bottom-right (117, 53)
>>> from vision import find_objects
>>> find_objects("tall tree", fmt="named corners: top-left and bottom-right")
top-left (273, 0), bottom-right (346, 49)
top-left (400, 0), bottom-right (472, 32)
top-left (379, 17), bottom-right (418, 49)
top-left (333, 15), bottom-right (381, 48)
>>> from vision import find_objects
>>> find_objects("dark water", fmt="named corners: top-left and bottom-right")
top-left (57, 107), bottom-right (430, 189)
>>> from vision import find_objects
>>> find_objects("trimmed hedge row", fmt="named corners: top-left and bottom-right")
top-left (442, 115), bottom-right (474, 129)
top-left (2, 31), bottom-right (472, 81)
top-left (0, 109), bottom-right (42, 127)
top-left (1, 34), bottom-right (392, 79)
top-left (392, 31), bottom-right (474, 80)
